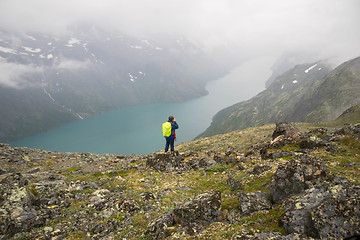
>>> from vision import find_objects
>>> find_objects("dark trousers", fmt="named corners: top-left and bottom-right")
top-left (165, 138), bottom-right (175, 152)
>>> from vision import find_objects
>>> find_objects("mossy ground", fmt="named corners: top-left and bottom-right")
top-left (5, 120), bottom-right (360, 239)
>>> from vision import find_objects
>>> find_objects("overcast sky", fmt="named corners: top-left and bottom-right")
top-left (1, 0), bottom-right (360, 65)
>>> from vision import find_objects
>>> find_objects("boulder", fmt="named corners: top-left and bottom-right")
top-left (335, 123), bottom-right (360, 139)
top-left (0, 173), bottom-right (48, 237)
top-left (145, 191), bottom-right (222, 237)
top-left (250, 164), bottom-right (271, 175)
top-left (272, 122), bottom-right (301, 140)
top-left (268, 155), bottom-right (329, 203)
top-left (233, 231), bottom-right (312, 239)
top-left (186, 156), bottom-right (217, 170)
top-left (281, 182), bottom-right (360, 239)
top-left (146, 153), bottom-right (184, 171)
top-left (172, 191), bottom-right (221, 230)
top-left (237, 191), bottom-right (272, 216)
top-left (145, 213), bottom-right (174, 240)
top-left (227, 177), bottom-right (243, 191)
top-left (299, 134), bottom-right (330, 149)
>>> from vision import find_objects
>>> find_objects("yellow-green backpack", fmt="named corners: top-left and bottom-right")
top-left (162, 122), bottom-right (172, 137)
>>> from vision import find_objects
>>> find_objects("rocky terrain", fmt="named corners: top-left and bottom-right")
top-left (1, 120), bottom-right (360, 239)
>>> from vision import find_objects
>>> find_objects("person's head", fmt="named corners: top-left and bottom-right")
top-left (168, 116), bottom-right (174, 122)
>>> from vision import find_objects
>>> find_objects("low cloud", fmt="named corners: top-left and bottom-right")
top-left (0, 0), bottom-right (359, 75)
top-left (55, 58), bottom-right (91, 71)
top-left (0, 57), bottom-right (91, 89)
top-left (0, 58), bottom-right (43, 88)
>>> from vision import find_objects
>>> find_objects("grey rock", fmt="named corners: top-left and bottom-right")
top-left (251, 164), bottom-right (272, 175)
top-left (272, 122), bottom-right (301, 140)
top-left (237, 191), bottom-right (272, 215)
top-left (146, 153), bottom-right (184, 171)
top-left (145, 213), bottom-right (174, 240)
top-left (268, 155), bottom-right (328, 203)
top-left (227, 177), bottom-right (243, 190)
top-left (281, 184), bottom-right (360, 239)
top-left (233, 230), bottom-right (313, 239)
top-left (173, 191), bottom-right (221, 228)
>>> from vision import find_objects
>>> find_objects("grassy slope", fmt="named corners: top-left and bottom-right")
top-left (4, 105), bottom-right (359, 239)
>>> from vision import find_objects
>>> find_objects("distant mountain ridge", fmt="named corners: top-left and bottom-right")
top-left (198, 56), bottom-right (360, 138)
top-left (0, 26), bottom-right (231, 142)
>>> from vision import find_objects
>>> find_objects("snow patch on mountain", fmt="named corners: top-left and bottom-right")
top-left (305, 64), bottom-right (317, 73)
top-left (22, 46), bottom-right (41, 53)
top-left (42, 84), bottom-right (84, 120)
top-left (129, 73), bottom-right (136, 82)
top-left (82, 43), bottom-right (101, 63)
top-left (130, 45), bottom-right (143, 49)
top-left (0, 46), bottom-right (17, 54)
top-left (128, 71), bottom-right (147, 82)
top-left (141, 39), bottom-right (163, 50)
top-left (27, 36), bottom-right (36, 41)
top-left (66, 37), bottom-right (81, 47)
top-left (42, 85), bottom-right (55, 102)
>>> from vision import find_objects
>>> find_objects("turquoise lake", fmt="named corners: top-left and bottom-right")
top-left (12, 57), bottom-right (273, 154)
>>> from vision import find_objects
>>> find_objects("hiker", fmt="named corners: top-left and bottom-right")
top-left (163, 116), bottom-right (179, 153)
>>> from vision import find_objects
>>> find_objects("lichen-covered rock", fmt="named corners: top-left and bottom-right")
top-left (186, 156), bottom-right (217, 170)
top-left (268, 155), bottom-right (329, 203)
top-left (271, 122), bottom-right (301, 141)
top-left (227, 177), bottom-right (243, 190)
top-left (335, 123), bottom-right (360, 139)
top-left (0, 173), bottom-right (47, 237)
top-left (237, 191), bottom-right (272, 216)
top-left (299, 134), bottom-right (329, 149)
top-left (172, 191), bottom-right (221, 228)
top-left (145, 213), bottom-right (174, 240)
top-left (117, 198), bottom-right (140, 212)
top-left (281, 182), bottom-right (360, 239)
top-left (233, 230), bottom-right (313, 239)
top-left (250, 164), bottom-right (272, 175)
top-left (139, 191), bottom-right (156, 201)
top-left (146, 153), bottom-right (184, 171)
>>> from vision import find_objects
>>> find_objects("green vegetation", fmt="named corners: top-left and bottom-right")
top-left (243, 173), bottom-right (273, 193)
top-left (221, 196), bottom-right (240, 210)
top-left (28, 184), bottom-right (40, 197)
top-left (320, 136), bottom-right (360, 185)
top-left (238, 206), bottom-right (286, 234)
top-left (205, 164), bottom-right (232, 173)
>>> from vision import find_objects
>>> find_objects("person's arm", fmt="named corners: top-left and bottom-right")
top-left (172, 121), bottom-right (179, 129)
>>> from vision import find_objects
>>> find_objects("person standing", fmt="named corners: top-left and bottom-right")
top-left (163, 116), bottom-right (179, 153)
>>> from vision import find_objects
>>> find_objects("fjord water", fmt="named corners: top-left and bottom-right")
top-left (12, 57), bottom-right (273, 154)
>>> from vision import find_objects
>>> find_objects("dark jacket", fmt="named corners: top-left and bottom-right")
top-left (165, 121), bottom-right (179, 140)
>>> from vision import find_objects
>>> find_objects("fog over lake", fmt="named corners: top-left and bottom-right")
top-left (12, 57), bottom-right (273, 154)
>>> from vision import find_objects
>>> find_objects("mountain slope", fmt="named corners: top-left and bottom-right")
top-left (289, 56), bottom-right (360, 122)
top-left (199, 56), bottom-right (360, 138)
top-left (0, 27), bottom-right (231, 142)
top-left (333, 103), bottom-right (360, 125)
